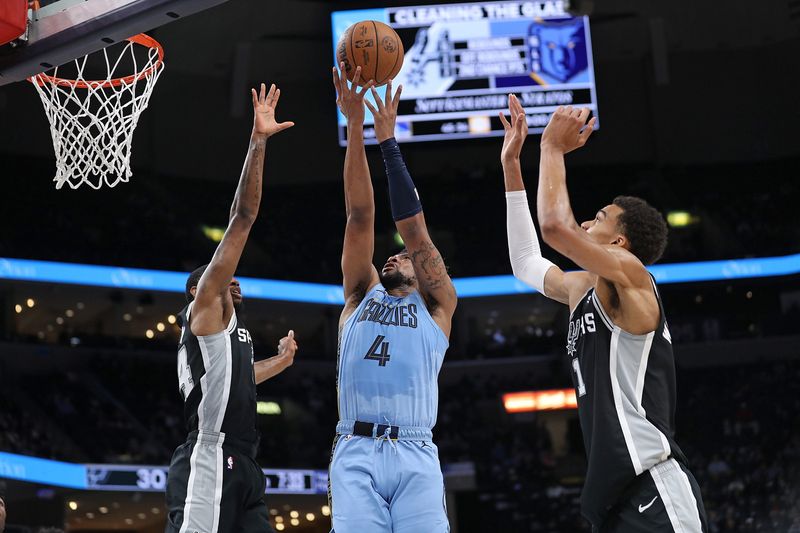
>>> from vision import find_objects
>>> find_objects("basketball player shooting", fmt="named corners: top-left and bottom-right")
top-left (500, 96), bottom-right (708, 532)
top-left (164, 83), bottom-right (297, 533)
top-left (328, 64), bottom-right (456, 533)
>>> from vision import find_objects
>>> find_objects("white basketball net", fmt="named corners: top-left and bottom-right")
top-left (30, 35), bottom-right (165, 189)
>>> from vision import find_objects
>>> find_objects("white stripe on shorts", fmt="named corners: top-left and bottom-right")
top-left (179, 432), bottom-right (225, 533)
top-left (650, 459), bottom-right (703, 533)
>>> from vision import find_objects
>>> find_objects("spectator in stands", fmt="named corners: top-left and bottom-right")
top-left (707, 454), bottom-right (731, 478)
top-left (0, 496), bottom-right (5, 533)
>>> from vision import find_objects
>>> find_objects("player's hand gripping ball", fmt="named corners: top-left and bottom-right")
top-left (336, 20), bottom-right (404, 87)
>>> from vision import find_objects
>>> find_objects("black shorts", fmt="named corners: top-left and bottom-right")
top-left (599, 459), bottom-right (708, 533)
top-left (165, 433), bottom-right (274, 533)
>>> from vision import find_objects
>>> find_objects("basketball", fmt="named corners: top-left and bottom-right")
top-left (336, 20), bottom-right (404, 87)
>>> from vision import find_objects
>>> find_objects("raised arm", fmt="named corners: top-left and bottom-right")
top-left (333, 65), bottom-right (380, 318)
top-left (500, 95), bottom-right (592, 306)
top-left (191, 84), bottom-right (294, 336)
top-left (536, 106), bottom-right (644, 287)
top-left (366, 82), bottom-right (457, 335)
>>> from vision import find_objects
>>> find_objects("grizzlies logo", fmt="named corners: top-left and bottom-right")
top-left (529, 17), bottom-right (588, 83)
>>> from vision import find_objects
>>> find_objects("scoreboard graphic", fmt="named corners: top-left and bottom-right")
top-left (85, 465), bottom-right (329, 494)
top-left (331, 1), bottom-right (598, 145)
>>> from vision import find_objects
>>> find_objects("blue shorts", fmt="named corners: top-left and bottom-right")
top-left (328, 427), bottom-right (449, 533)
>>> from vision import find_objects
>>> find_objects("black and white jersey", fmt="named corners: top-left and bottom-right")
top-left (567, 277), bottom-right (687, 527)
top-left (176, 303), bottom-right (258, 451)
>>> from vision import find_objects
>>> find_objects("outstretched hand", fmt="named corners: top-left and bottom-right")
top-left (499, 94), bottom-right (528, 162)
top-left (540, 106), bottom-right (596, 154)
top-left (252, 83), bottom-right (295, 138)
top-left (365, 79), bottom-right (402, 143)
top-left (333, 63), bottom-right (374, 125)
top-left (277, 330), bottom-right (298, 366)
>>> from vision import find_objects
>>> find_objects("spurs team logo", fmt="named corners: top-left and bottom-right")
top-left (227, 456), bottom-right (234, 470)
top-left (567, 312), bottom-right (596, 356)
top-left (567, 329), bottom-right (577, 357)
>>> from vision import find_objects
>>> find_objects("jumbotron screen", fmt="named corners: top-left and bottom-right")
top-left (331, 1), bottom-right (599, 145)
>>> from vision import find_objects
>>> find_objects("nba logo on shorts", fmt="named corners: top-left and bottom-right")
top-left (227, 456), bottom-right (234, 470)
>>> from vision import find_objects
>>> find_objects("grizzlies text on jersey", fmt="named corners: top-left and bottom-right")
top-left (330, 282), bottom-right (452, 533)
top-left (338, 283), bottom-right (449, 429)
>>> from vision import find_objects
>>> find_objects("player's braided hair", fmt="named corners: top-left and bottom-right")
top-left (185, 264), bottom-right (209, 303)
top-left (612, 196), bottom-right (668, 265)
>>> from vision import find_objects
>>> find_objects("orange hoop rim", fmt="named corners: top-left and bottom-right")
top-left (29, 33), bottom-right (164, 89)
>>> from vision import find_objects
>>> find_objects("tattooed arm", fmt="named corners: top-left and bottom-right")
top-left (191, 83), bottom-right (294, 336)
top-left (365, 81), bottom-right (457, 336)
top-left (396, 216), bottom-right (457, 336)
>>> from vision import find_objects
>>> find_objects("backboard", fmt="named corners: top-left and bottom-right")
top-left (0, 0), bottom-right (231, 86)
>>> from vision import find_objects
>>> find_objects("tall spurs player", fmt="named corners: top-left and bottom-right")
top-left (500, 96), bottom-right (708, 532)
top-left (165, 83), bottom-right (297, 533)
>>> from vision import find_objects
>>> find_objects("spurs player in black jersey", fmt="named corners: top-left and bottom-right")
top-left (500, 97), bottom-right (707, 532)
top-left (165, 83), bottom-right (297, 533)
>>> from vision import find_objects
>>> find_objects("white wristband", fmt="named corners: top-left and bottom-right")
top-left (506, 190), bottom-right (556, 295)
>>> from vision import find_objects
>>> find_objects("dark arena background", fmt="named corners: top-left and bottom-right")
top-left (1, 0), bottom-right (799, 532)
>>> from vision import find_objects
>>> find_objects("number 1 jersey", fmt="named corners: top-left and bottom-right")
top-left (337, 283), bottom-right (449, 429)
top-left (568, 279), bottom-right (688, 527)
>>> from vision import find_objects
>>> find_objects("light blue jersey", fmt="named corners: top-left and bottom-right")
top-left (337, 283), bottom-right (449, 429)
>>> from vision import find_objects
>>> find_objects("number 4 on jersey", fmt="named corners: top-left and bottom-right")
top-left (364, 335), bottom-right (391, 367)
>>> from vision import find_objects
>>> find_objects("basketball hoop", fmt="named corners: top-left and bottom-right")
top-left (29, 34), bottom-right (165, 189)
